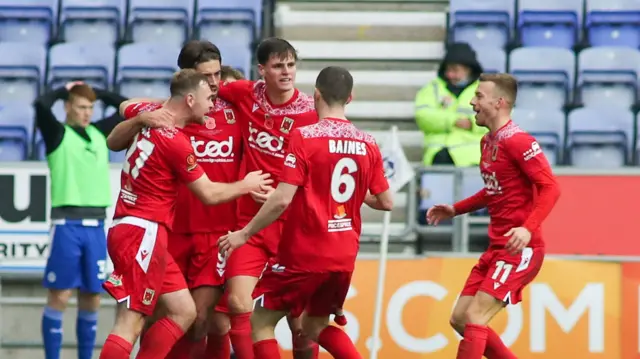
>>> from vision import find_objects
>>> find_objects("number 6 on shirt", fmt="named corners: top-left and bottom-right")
top-left (331, 157), bottom-right (358, 203)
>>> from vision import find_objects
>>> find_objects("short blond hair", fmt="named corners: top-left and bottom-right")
top-left (221, 66), bottom-right (245, 81)
top-left (479, 73), bottom-right (518, 106)
top-left (170, 69), bottom-right (208, 97)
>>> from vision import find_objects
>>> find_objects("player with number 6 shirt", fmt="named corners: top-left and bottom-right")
top-left (426, 73), bottom-right (561, 359)
top-left (219, 66), bottom-right (393, 359)
top-left (98, 70), bottom-right (271, 359)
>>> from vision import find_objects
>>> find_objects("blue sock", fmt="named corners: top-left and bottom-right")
top-left (76, 310), bottom-right (98, 359)
top-left (42, 306), bottom-right (63, 359)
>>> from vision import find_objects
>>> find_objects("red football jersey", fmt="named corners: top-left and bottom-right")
top-left (277, 118), bottom-right (389, 272)
top-left (113, 103), bottom-right (205, 229)
top-left (480, 120), bottom-right (553, 247)
top-left (218, 80), bottom-right (317, 221)
top-left (172, 99), bottom-right (243, 233)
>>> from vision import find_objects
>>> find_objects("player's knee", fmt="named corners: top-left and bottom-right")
top-left (209, 312), bottom-right (230, 335)
top-left (300, 320), bottom-right (323, 342)
top-left (226, 292), bottom-right (253, 314)
top-left (46, 289), bottom-right (73, 311)
top-left (77, 291), bottom-right (101, 311)
top-left (165, 293), bottom-right (197, 330)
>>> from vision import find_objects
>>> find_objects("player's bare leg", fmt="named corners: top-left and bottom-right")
top-left (136, 289), bottom-right (196, 359)
top-left (251, 305), bottom-right (288, 359)
top-left (207, 311), bottom-right (232, 359)
top-left (288, 313), bottom-right (319, 359)
top-left (99, 303), bottom-right (145, 359)
top-left (302, 315), bottom-right (361, 359)
top-left (455, 291), bottom-right (514, 359)
top-left (227, 275), bottom-right (260, 359)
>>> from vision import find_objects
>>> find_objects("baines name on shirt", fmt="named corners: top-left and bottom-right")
top-left (329, 139), bottom-right (367, 156)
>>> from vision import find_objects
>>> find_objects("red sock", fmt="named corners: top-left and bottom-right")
top-left (253, 339), bottom-right (280, 359)
top-left (136, 317), bottom-right (185, 359)
top-left (230, 313), bottom-right (254, 359)
top-left (456, 324), bottom-right (489, 359)
top-left (293, 331), bottom-right (319, 359)
top-left (206, 332), bottom-right (231, 359)
top-left (485, 327), bottom-right (517, 359)
top-left (99, 334), bottom-right (132, 359)
top-left (165, 335), bottom-right (194, 359)
top-left (317, 326), bottom-right (361, 359)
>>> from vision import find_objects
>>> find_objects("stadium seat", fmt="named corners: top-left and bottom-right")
top-left (419, 172), bottom-right (455, 224)
top-left (0, 0), bottom-right (58, 44)
top-left (577, 47), bottom-right (640, 109)
top-left (512, 108), bottom-right (565, 165)
top-left (586, 0), bottom-right (640, 48)
top-left (59, 0), bottom-right (125, 44)
top-left (0, 43), bottom-right (46, 104)
top-left (566, 107), bottom-right (633, 167)
top-left (215, 42), bottom-right (252, 78)
top-left (461, 171), bottom-right (487, 216)
top-left (116, 43), bottom-right (180, 99)
top-left (196, 0), bottom-right (262, 46)
top-left (48, 43), bottom-right (115, 90)
top-left (518, 0), bottom-right (581, 48)
top-left (128, 0), bottom-right (193, 47)
top-left (476, 47), bottom-right (506, 73)
top-left (509, 47), bottom-right (575, 109)
top-left (0, 105), bottom-right (35, 161)
top-left (448, 0), bottom-right (514, 49)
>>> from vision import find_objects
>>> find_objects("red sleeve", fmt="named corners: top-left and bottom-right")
top-left (453, 189), bottom-right (488, 215)
top-left (123, 102), bottom-right (162, 120)
top-left (218, 80), bottom-right (253, 105)
top-left (369, 144), bottom-right (390, 195)
top-left (506, 133), bottom-right (561, 232)
top-left (279, 130), bottom-right (307, 186)
top-left (166, 133), bottom-right (205, 184)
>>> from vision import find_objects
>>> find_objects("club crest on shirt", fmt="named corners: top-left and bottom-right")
top-left (204, 116), bottom-right (216, 130)
top-left (224, 109), bottom-right (236, 124)
top-left (142, 288), bottom-right (155, 305)
top-left (264, 114), bottom-right (274, 129)
top-left (491, 145), bottom-right (499, 161)
top-left (280, 117), bottom-right (295, 133)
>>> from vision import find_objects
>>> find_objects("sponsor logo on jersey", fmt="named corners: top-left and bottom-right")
top-left (284, 153), bottom-right (296, 168)
top-left (523, 141), bottom-right (542, 161)
top-left (248, 122), bottom-right (285, 158)
top-left (190, 136), bottom-right (235, 163)
top-left (481, 171), bottom-right (502, 195)
top-left (186, 154), bottom-right (198, 171)
top-left (107, 274), bottom-right (123, 286)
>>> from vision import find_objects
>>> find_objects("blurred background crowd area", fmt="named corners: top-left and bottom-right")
top-left (0, 0), bottom-right (639, 252)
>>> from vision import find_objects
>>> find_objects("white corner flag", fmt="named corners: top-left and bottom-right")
top-left (369, 126), bottom-right (415, 359)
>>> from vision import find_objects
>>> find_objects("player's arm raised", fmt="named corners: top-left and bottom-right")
top-left (107, 101), bottom-right (173, 151)
top-left (187, 171), bottom-right (273, 206)
top-left (507, 135), bottom-right (561, 234)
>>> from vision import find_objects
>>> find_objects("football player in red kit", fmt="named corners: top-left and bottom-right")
top-left (216, 38), bottom-right (320, 359)
top-left (219, 66), bottom-right (393, 359)
top-left (99, 70), bottom-right (271, 359)
top-left (426, 73), bottom-right (561, 359)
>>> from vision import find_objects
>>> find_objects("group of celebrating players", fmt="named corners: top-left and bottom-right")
top-left (96, 36), bottom-right (561, 359)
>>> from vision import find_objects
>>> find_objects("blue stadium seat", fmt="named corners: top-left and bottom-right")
top-left (518, 0), bottom-right (581, 48)
top-left (461, 171), bottom-right (487, 216)
top-left (0, 43), bottom-right (46, 104)
top-left (512, 108), bottom-right (565, 165)
top-left (0, 0), bottom-right (58, 44)
top-left (577, 47), bottom-right (640, 109)
top-left (60, 0), bottom-right (125, 44)
top-left (48, 43), bottom-right (115, 90)
top-left (128, 0), bottom-right (193, 47)
top-left (116, 43), bottom-right (180, 99)
top-left (110, 150), bottom-right (126, 163)
top-left (449, 0), bottom-right (514, 49)
top-left (419, 172), bottom-right (455, 224)
top-left (0, 104), bottom-right (35, 161)
top-left (196, 0), bottom-right (262, 46)
top-left (476, 48), bottom-right (506, 73)
top-left (509, 47), bottom-right (575, 109)
top-left (586, 0), bottom-right (640, 48)
top-left (567, 107), bottom-right (633, 167)
top-left (216, 42), bottom-right (252, 79)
